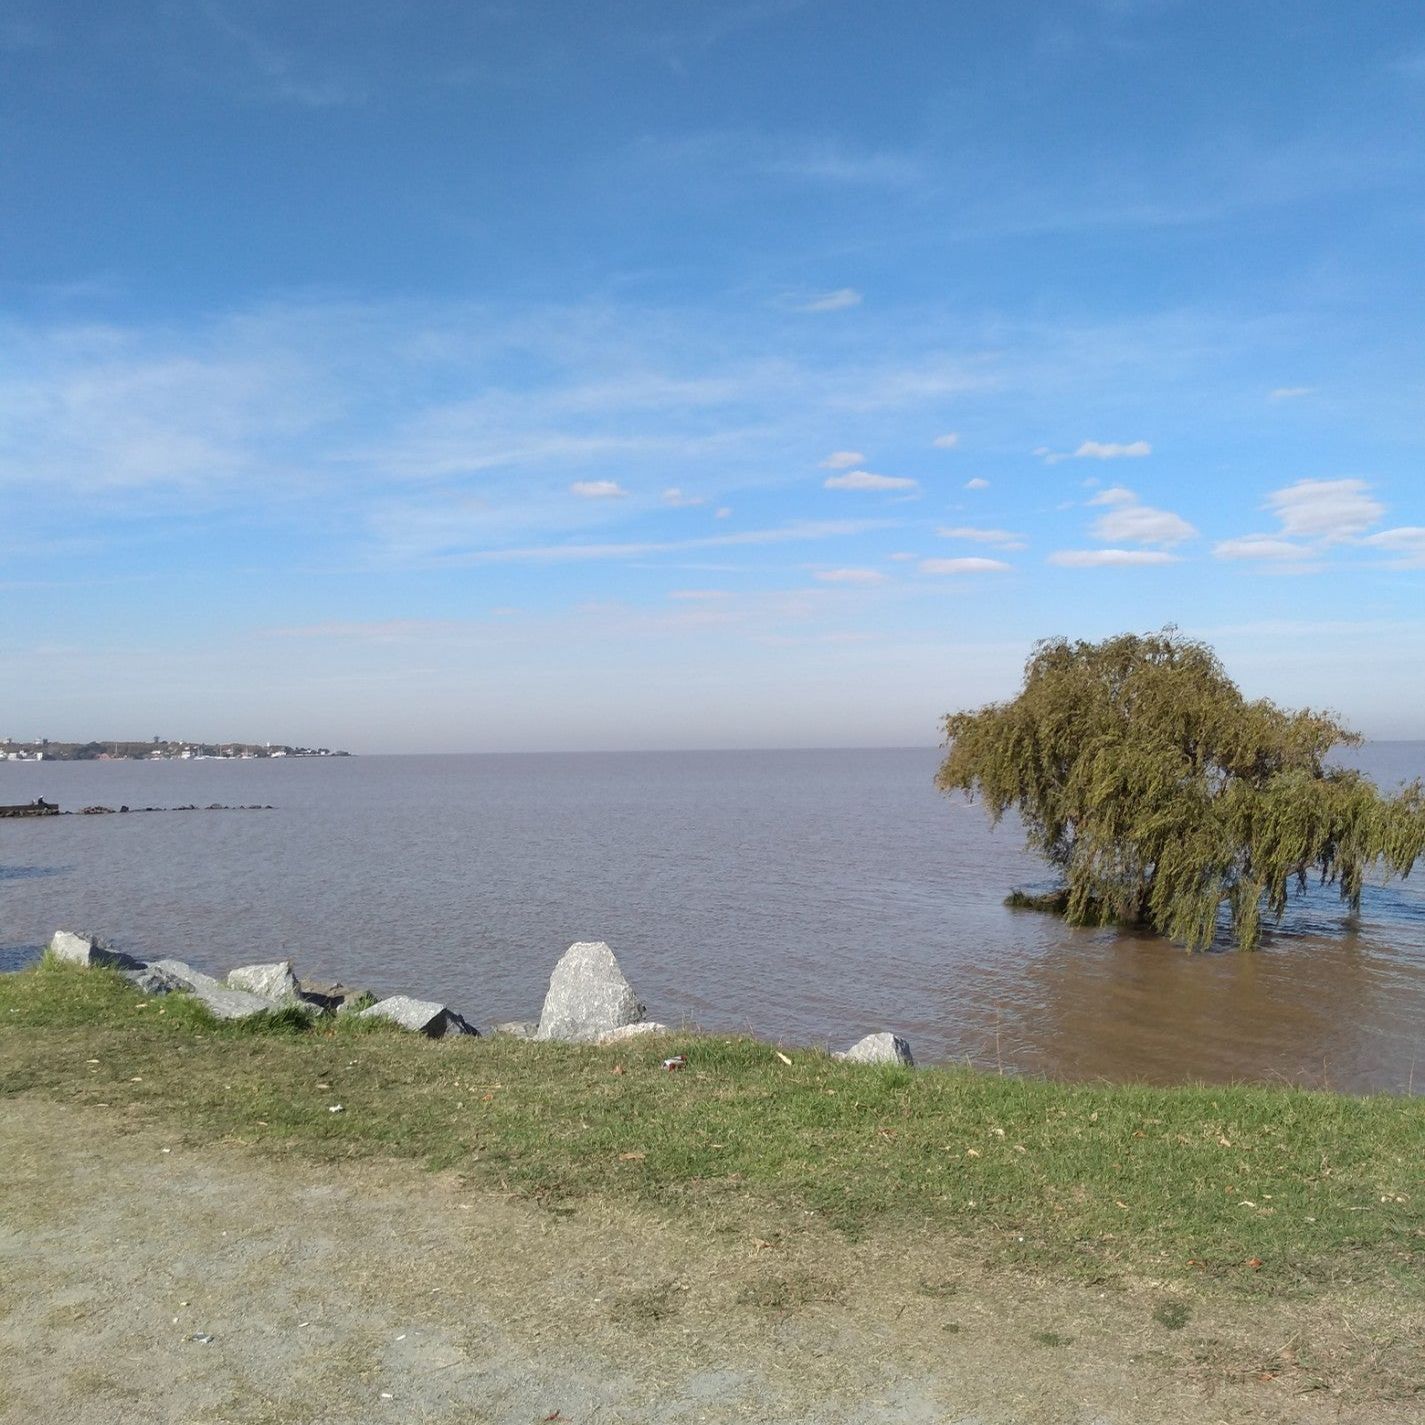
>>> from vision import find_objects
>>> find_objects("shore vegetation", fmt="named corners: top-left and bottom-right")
top-left (3, 957), bottom-right (1421, 1299)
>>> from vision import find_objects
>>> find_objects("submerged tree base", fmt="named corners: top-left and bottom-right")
top-left (1004, 888), bottom-right (1072, 914)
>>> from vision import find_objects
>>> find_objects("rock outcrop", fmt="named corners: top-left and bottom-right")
top-left (145, 958), bottom-right (302, 1021)
top-left (227, 961), bottom-right (302, 1003)
top-left (357, 995), bottom-right (478, 1038)
top-left (535, 941), bottom-right (645, 1043)
top-left (835, 1032), bottom-right (915, 1067)
top-left (47, 931), bottom-right (143, 973)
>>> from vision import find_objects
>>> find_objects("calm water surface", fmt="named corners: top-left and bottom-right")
top-left (3, 746), bottom-right (1423, 1093)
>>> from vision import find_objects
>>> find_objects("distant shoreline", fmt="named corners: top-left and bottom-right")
top-left (2, 740), bottom-right (349, 763)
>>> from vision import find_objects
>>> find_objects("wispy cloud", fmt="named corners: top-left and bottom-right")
top-left (660, 486), bottom-right (705, 507)
top-left (964, 477), bottom-right (989, 490)
top-left (437, 519), bottom-right (894, 565)
top-left (795, 287), bottom-right (863, 313)
top-left (937, 525), bottom-right (1026, 549)
top-left (823, 469), bottom-right (917, 492)
top-left (1037, 439), bottom-right (1152, 464)
top-left (920, 556), bottom-right (1011, 574)
top-left (819, 450), bottom-right (866, 469)
top-left (932, 432), bottom-right (960, 449)
top-left (814, 567), bottom-right (887, 584)
top-left (1269, 386), bottom-right (1314, 400)
top-left (570, 480), bottom-right (629, 498)
top-left (1048, 549), bottom-right (1179, 567)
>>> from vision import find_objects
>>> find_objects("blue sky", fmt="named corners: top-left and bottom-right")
top-left (2, 1), bottom-right (1423, 751)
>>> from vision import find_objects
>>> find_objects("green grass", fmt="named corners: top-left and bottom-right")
top-left (3, 959), bottom-right (1423, 1296)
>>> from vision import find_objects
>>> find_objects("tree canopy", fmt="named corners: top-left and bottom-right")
top-left (936, 629), bottom-right (1425, 950)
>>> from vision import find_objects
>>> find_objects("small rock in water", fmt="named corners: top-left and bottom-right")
top-left (357, 995), bottom-right (479, 1038)
top-left (535, 941), bottom-right (645, 1043)
top-left (834, 1032), bottom-right (915, 1067)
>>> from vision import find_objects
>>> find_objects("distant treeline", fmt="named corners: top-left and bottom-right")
top-left (2, 740), bottom-right (349, 760)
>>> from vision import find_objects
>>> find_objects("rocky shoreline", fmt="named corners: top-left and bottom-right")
top-left (43, 930), bottom-right (916, 1066)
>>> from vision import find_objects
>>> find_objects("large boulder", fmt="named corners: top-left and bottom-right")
top-left (357, 995), bottom-right (478, 1038)
top-left (47, 931), bottom-right (143, 973)
top-left (835, 1032), bottom-right (915, 1068)
top-left (227, 961), bottom-right (302, 1003)
top-left (535, 941), bottom-right (645, 1043)
top-left (144, 958), bottom-right (294, 1021)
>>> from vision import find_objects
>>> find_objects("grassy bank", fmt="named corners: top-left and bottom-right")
top-left (2, 958), bottom-right (1422, 1297)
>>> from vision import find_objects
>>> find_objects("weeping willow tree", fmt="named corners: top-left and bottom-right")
top-left (937, 629), bottom-right (1425, 950)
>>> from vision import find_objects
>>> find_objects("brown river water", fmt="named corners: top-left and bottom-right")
top-left (3, 746), bottom-right (1423, 1093)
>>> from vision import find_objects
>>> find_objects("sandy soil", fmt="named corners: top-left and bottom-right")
top-left (1, 1097), bottom-right (1419, 1425)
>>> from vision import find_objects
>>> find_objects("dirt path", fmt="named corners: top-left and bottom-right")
top-left (1, 1098), bottom-right (1419, 1425)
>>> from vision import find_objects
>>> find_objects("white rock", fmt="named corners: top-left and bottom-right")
top-left (596, 1022), bottom-right (670, 1045)
top-left (357, 995), bottom-right (478, 1038)
top-left (227, 962), bottom-right (301, 1002)
top-left (535, 941), bottom-right (645, 1043)
top-left (835, 1032), bottom-right (915, 1068)
top-left (47, 930), bottom-right (142, 972)
top-left (144, 958), bottom-right (290, 1021)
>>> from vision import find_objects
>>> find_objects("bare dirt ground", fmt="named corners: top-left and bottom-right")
top-left (1, 1097), bottom-right (1420, 1425)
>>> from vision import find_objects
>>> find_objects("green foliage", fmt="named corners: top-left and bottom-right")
top-left (937, 629), bottom-right (1425, 949)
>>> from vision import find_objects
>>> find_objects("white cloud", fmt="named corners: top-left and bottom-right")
top-left (1048, 549), bottom-right (1180, 567)
top-left (823, 469), bottom-right (918, 492)
top-left (1266, 478), bottom-right (1383, 541)
top-left (919, 556), bottom-right (1011, 574)
top-left (1038, 439), bottom-right (1152, 465)
top-left (932, 432), bottom-right (960, 449)
top-left (796, 288), bottom-right (863, 313)
top-left (964, 477), bottom-right (989, 490)
top-left (1087, 487), bottom-right (1196, 546)
top-left (1086, 485), bottom-right (1135, 506)
top-left (1213, 536), bottom-right (1315, 561)
top-left (887, 551), bottom-right (916, 562)
top-left (714, 506), bottom-right (733, 519)
top-left (660, 486), bottom-right (705, 507)
top-left (570, 480), bottom-right (628, 499)
top-left (1269, 386), bottom-right (1314, 400)
top-left (1361, 526), bottom-right (1425, 567)
top-left (937, 525), bottom-right (1026, 549)
top-left (1075, 439), bottom-right (1151, 460)
top-left (819, 450), bottom-right (866, 469)
top-left (814, 567), bottom-right (888, 584)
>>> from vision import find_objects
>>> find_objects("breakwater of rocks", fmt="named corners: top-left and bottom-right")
top-left (41, 930), bottom-right (915, 1066)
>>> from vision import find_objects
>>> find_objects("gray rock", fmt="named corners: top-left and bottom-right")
top-left (535, 941), bottom-right (645, 1043)
top-left (298, 979), bottom-right (371, 1013)
top-left (121, 963), bottom-right (194, 996)
top-left (144, 958), bottom-right (289, 1021)
top-left (596, 1022), bottom-right (670, 1045)
top-left (47, 930), bottom-right (143, 973)
top-left (835, 1032), bottom-right (915, 1067)
top-left (227, 961), bottom-right (302, 1002)
top-left (357, 995), bottom-right (478, 1038)
top-left (490, 1020), bottom-right (539, 1039)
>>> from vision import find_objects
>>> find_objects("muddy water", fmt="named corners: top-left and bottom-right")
top-left (2, 746), bottom-right (1422, 1092)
